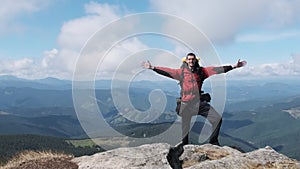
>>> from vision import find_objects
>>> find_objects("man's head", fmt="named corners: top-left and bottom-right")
top-left (186, 53), bottom-right (198, 69)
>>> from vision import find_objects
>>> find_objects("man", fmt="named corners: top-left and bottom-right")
top-left (143, 53), bottom-right (246, 146)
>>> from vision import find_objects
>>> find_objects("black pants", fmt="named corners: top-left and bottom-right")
top-left (178, 100), bottom-right (222, 145)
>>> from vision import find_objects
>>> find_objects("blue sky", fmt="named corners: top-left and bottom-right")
top-left (0, 0), bottom-right (300, 80)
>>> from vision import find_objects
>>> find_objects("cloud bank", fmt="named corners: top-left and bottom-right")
top-left (150, 0), bottom-right (300, 44)
top-left (0, 1), bottom-right (300, 80)
top-left (0, 0), bottom-right (50, 34)
top-left (228, 54), bottom-right (300, 78)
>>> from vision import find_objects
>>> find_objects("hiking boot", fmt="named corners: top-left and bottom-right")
top-left (209, 140), bottom-right (220, 146)
top-left (166, 143), bottom-right (184, 169)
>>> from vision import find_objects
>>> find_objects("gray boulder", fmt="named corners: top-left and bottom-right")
top-left (72, 143), bottom-right (300, 169)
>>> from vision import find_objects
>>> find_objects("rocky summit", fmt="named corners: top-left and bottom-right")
top-left (72, 143), bottom-right (300, 169)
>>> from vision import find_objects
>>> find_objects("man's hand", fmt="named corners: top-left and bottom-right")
top-left (234, 59), bottom-right (247, 69)
top-left (142, 60), bottom-right (154, 69)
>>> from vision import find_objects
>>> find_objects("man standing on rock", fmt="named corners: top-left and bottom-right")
top-left (142, 53), bottom-right (246, 146)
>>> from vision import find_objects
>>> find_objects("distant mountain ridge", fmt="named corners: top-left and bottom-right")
top-left (1, 75), bottom-right (300, 98)
top-left (0, 75), bottom-right (72, 90)
top-left (1, 75), bottom-right (300, 161)
top-left (0, 75), bottom-right (180, 91)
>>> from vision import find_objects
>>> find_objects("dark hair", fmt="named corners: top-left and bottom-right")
top-left (186, 52), bottom-right (196, 59)
top-left (183, 52), bottom-right (200, 71)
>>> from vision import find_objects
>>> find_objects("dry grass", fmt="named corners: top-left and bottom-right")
top-left (193, 147), bottom-right (230, 160)
top-left (182, 146), bottom-right (231, 168)
top-left (0, 150), bottom-right (78, 169)
top-left (247, 160), bottom-right (300, 169)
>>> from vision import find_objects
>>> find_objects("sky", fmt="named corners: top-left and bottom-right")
top-left (0, 0), bottom-right (300, 80)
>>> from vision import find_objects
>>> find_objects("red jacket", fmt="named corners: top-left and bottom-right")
top-left (153, 63), bottom-right (233, 102)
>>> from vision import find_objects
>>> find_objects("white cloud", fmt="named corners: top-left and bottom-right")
top-left (17, 2), bottom-right (148, 80)
top-left (236, 30), bottom-right (300, 42)
top-left (267, 0), bottom-right (300, 27)
top-left (31, 2), bottom-right (122, 79)
top-left (290, 54), bottom-right (300, 75)
top-left (57, 3), bottom-right (120, 50)
top-left (148, 0), bottom-right (300, 80)
top-left (0, 58), bottom-right (34, 77)
top-left (0, 2), bottom-right (126, 79)
top-left (1, 1), bottom-right (300, 80)
top-left (150, 0), bottom-right (300, 44)
top-left (0, 0), bottom-right (49, 34)
top-left (229, 54), bottom-right (300, 79)
top-left (42, 48), bottom-right (58, 68)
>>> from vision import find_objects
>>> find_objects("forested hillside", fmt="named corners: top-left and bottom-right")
top-left (0, 134), bottom-right (104, 165)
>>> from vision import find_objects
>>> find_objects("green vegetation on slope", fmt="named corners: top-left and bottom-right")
top-left (0, 134), bottom-right (104, 166)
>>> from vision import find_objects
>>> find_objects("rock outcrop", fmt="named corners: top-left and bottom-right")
top-left (72, 143), bottom-right (300, 169)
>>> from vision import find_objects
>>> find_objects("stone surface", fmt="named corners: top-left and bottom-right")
top-left (72, 143), bottom-right (300, 169)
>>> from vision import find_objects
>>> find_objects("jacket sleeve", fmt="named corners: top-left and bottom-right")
top-left (203, 65), bottom-right (233, 77)
top-left (153, 66), bottom-right (181, 81)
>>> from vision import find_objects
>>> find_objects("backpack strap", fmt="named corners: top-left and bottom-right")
top-left (178, 63), bottom-right (186, 97)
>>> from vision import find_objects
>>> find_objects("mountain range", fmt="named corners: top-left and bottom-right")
top-left (0, 75), bottom-right (300, 160)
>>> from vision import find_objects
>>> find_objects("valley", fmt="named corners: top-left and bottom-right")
top-left (0, 76), bottom-right (300, 160)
